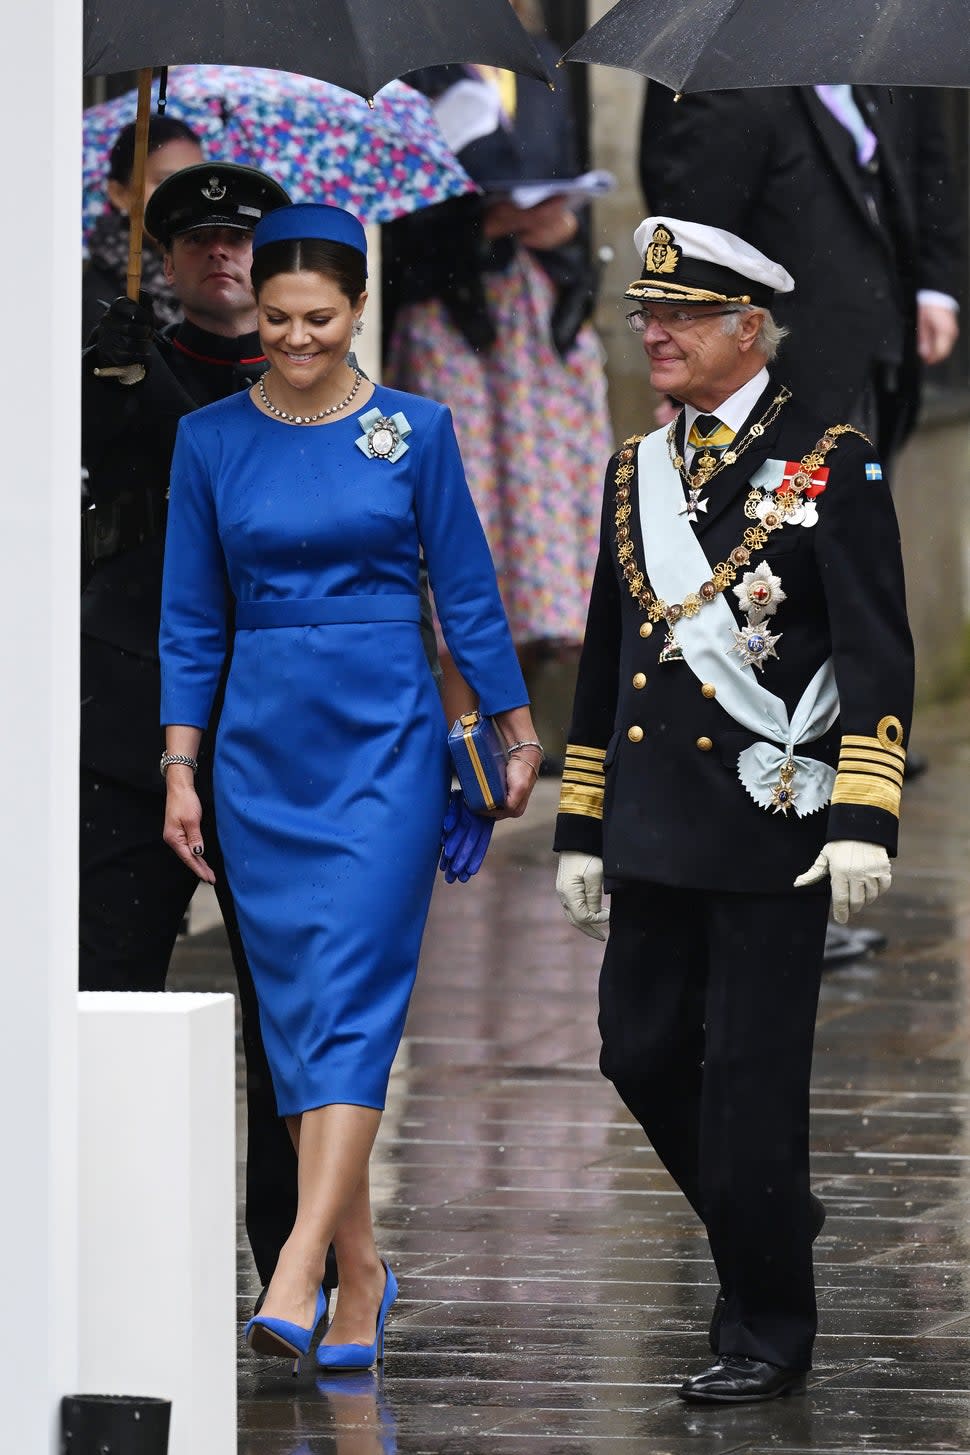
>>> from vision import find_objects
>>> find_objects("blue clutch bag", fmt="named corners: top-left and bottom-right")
top-left (447, 712), bottom-right (507, 813)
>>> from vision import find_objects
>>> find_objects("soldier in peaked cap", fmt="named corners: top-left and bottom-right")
top-left (554, 217), bottom-right (914, 1403)
top-left (80, 162), bottom-right (309, 1303)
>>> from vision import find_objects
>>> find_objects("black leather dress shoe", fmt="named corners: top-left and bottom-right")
top-left (708, 1194), bottom-right (826, 1352)
top-left (679, 1355), bottom-right (807, 1404)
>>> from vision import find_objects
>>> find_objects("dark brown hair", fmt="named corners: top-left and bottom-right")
top-left (108, 116), bottom-right (201, 185)
top-left (251, 238), bottom-right (367, 303)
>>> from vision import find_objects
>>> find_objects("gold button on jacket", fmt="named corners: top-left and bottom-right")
top-left (696, 736), bottom-right (713, 751)
top-left (701, 683), bottom-right (717, 700)
top-left (627, 725), bottom-right (644, 743)
top-left (632, 672), bottom-right (647, 689)
top-left (639, 622), bottom-right (653, 638)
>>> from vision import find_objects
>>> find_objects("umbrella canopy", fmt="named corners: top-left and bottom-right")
top-left (563, 0), bottom-right (970, 91)
top-left (82, 66), bottom-right (476, 246)
top-left (84, 0), bottom-right (552, 96)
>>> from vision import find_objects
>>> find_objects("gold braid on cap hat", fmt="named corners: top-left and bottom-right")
top-left (625, 279), bottom-right (753, 305)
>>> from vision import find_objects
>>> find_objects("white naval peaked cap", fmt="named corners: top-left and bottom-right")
top-left (626, 215), bottom-right (795, 307)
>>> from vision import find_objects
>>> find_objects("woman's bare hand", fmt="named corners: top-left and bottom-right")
top-left (163, 779), bottom-right (216, 883)
top-left (487, 752), bottom-right (541, 820)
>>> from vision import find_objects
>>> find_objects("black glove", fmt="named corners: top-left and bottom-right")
top-left (95, 294), bottom-right (155, 373)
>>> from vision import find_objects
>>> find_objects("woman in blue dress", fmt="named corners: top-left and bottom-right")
top-left (159, 204), bottom-right (541, 1369)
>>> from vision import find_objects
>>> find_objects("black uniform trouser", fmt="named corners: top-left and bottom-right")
top-left (79, 766), bottom-right (298, 1288)
top-left (599, 882), bottom-right (829, 1371)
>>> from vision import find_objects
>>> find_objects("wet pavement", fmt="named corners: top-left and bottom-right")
top-left (170, 703), bottom-right (970, 1454)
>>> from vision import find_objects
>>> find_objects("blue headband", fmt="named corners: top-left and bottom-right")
top-left (252, 203), bottom-right (368, 269)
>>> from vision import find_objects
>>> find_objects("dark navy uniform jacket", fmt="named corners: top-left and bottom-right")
top-left (553, 379), bottom-right (914, 892)
top-left (81, 322), bottom-right (267, 792)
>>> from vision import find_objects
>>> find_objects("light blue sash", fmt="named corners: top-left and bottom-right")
top-left (636, 429), bottom-right (838, 815)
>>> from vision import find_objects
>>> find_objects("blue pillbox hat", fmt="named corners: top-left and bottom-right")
top-left (253, 203), bottom-right (368, 271)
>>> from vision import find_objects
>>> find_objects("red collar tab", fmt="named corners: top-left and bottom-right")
top-left (171, 337), bottom-right (266, 367)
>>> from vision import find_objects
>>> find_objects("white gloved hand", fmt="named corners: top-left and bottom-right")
top-left (556, 852), bottom-right (610, 941)
top-left (793, 840), bottom-right (892, 924)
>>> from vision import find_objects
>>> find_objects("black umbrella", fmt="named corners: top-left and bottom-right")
top-left (84, 0), bottom-right (551, 101)
top-left (562, 0), bottom-right (970, 92)
top-left (84, 0), bottom-right (550, 369)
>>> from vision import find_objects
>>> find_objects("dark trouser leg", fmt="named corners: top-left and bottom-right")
top-left (79, 768), bottom-right (196, 991)
top-left (598, 880), bottom-right (828, 1370)
top-left (700, 889), bottom-right (828, 1370)
top-left (202, 825), bottom-right (304, 1288)
top-left (598, 884), bottom-right (708, 1219)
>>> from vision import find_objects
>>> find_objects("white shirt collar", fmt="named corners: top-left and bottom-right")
top-left (683, 367), bottom-right (771, 457)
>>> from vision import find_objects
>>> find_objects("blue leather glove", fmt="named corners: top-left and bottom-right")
top-left (439, 788), bottom-right (494, 883)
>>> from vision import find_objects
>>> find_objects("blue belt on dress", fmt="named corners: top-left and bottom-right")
top-left (235, 596), bottom-right (422, 629)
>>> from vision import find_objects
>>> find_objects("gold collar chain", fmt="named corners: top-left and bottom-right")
top-left (668, 387), bottom-right (791, 492)
top-left (613, 423), bottom-right (857, 630)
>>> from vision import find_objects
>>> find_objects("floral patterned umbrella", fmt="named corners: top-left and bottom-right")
top-left (83, 65), bottom-right (476, 250)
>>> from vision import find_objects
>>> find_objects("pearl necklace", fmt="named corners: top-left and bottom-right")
top-left (257, 369), bottom-right (363, 424)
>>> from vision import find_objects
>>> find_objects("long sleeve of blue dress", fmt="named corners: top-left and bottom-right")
top-left (159, 416), bottom-right (230, 729)
top-left (413, 406), bottom-right (528, 715)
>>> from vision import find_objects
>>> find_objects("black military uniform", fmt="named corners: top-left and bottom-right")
top-left (80, 165), bottom-right (297, 1287)
top-left (555, 220), bottom-right (914, 1384)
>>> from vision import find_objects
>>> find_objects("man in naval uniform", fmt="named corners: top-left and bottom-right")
top-left (554, 217), bottom-right (914, 1403)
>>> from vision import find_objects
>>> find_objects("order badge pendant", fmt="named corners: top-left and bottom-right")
top-left (658, 629), bottom-right (684, 664)
top-left (770, 758), bottom-right (798, 816)
top-left (366, 416), bottom-right (400, 459)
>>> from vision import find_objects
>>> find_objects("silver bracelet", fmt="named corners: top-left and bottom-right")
top-left (505, 738), bottom-right (545, 761)
top-left (160, 752), bottom-right (199, 778)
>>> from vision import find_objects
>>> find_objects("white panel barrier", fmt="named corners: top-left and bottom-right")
top-left (78, 993), bottom-right (238, 1455)
top-left (0, 0), bottom-right (81, 1445)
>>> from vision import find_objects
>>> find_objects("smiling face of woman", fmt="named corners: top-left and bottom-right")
top-left (257, 271), bottom-right (366, 400)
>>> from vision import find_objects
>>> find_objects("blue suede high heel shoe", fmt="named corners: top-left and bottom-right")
top-left (245, 1284), bottom-right (329, 1368)
top-left (315, 1261), bottom-right (398, 1373)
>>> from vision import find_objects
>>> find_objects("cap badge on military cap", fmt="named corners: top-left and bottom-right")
top-left (626, 216), bottom-right (795, 309)
top-left (644, 224), bottom-right (681, 277)
top-left (202, 175), bottom-right (228, 202)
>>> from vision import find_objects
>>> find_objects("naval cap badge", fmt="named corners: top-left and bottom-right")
top-left (201, 175), bottom-right (227, 201)
top-left (645, 223), bottom-right (681, 276)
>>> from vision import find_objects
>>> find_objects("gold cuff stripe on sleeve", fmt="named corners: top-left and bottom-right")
top-left (564, 754), bottom-right (605, 775)
top-left (836, 763), bottom-right (904, 791)
top-left (837, 750), bottom-right (905, 785)
top-left (563, 768), bottom-right (607, 787)
top-left (841, 734), bottom-right (906, 763)
top-left (831, 771), bottom-right (901, 818)
top-left (558, 784), bottom-right (605, 820)
top-left (565, 743), bottom-right (607, 762)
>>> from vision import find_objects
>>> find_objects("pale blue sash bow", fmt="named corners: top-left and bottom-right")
top-left (636, 429), bottom-right (838, 815)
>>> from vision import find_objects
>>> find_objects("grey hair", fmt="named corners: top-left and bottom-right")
top-left (721, 306), bottom-right (788, 362)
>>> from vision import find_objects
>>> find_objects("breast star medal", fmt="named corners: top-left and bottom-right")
top-left (732, 561), bottom-right (786, 623)
top-left (769, 758), bottom-right (798, 816)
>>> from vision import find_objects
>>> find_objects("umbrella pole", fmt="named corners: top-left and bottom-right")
top-left (126, 67), bottom-right (154, 302)
top-left (95, 67), bottom-right (154, 382)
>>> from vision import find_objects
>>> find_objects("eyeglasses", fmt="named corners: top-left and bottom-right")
top-left (625, 307), bottom-right (740, 334)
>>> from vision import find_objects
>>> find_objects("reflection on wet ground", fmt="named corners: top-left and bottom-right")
top-left (170, 707), bottom-right (970, 1453)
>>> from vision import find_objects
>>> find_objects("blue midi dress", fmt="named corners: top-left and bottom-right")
top-left (159, 385), bottom-right (527, 1116)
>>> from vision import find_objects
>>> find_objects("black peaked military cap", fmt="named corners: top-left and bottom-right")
top-left (145, 163), bottom-right (291, 248)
